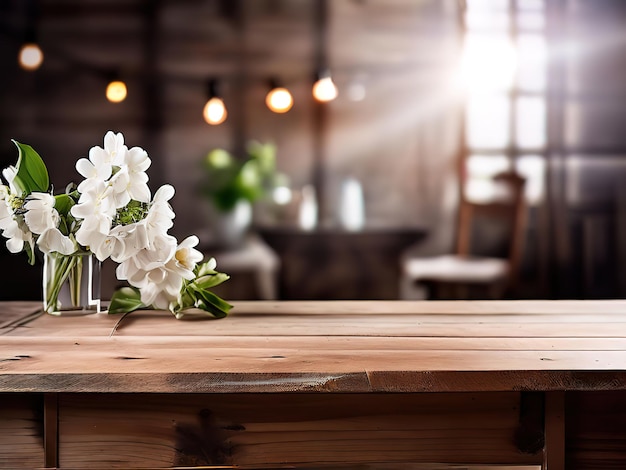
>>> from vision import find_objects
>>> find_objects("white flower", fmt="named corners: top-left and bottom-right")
top-left (0, 185), bottom-right (32, 253)
top-left (37, 227), bottom-right (75, 255)
top-left (112, 146), bottom-right (151, 204)
top-left (2, 221), bottom-right (32, 254)
top-left (131, 232), bottom-right (178, 273)
top-left (108, 170), bottom-right (132, 209)
top-left (116, 233), bottom-right (180, 309)
top-left (0, 186), bottom-right (14, 230)
top-left (90, 131), bottom-right (127, 167)
top-left (22, 192), bottom-right (75, 255)
top-left (1, 166), bottom-right (20, 196)
top-left (171, 235), bottom-right (203, 276)
top-left (24, 193), bottom-right (58, 235)
top-left (135, 267), bottom-right (180, 310)
top-left (71, 179), bottom-right (117, 254)
top-left (115, 234), bottom-right (202, 310)
top-left (143, 184), bottom-right (175, 241)
top-left (99, 221), bottom-right (150, 263)
top-left (75, 155), bottom-right (112, 192)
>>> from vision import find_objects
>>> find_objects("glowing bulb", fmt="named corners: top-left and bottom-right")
top-left (18, 43), bottom-right (43, 71)
top-left (266, 87), bottom-right (293, 113)
top-left (203, 97), bottom-right (227, 125)
top-left (106, 80), bottom-right (127, 103)
top-left (312, 76), bottom-right (338, 102)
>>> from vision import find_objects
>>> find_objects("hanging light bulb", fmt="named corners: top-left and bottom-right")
top-left (312, 70), bottom-right (338, 102)
top-left (106, 78), bottom-right (128, 103)
top-left (18, 43), bottom-right (43, 71)
top-left (203, 79), bottom-right (227, 125)
top-left (203, 97), bottom-right (227, 125)
top-left (265, 79), bottom-right (293, 113)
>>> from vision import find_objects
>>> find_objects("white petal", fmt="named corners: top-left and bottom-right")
top-left (76, 158), bottom-right (96, 179)
top-left (154, 184), bottom-right (175, 203)
top-left (6, 236), bottom-right (24, 253)
top-left (130, 183), bottom-right (151, 203)
top-left (37, 228), bottom-right (75, 255)
top-left (2, 166), bottom-right (20, 195)
top-left (179, 235), bottom-right (199, 249)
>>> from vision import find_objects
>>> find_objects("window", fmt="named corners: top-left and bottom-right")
top-left (462, 0), bottom-right (547, 204)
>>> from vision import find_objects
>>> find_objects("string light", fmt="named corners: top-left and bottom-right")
top-left (203, 79), bottom-right (227, 125)
top-left (265, 79), bottom-right (293, 113)
top-left (18, 43), bottom-right (43, 71)
top-left (312, 70), bottom-right (338, 102)
top-left (203, 97), bottom-right (227, 125)
top-left (106, 79), bottom-right (127, 103)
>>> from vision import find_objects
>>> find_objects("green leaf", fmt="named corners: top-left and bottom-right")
top-left (193, 272), bottom-right (230, 291)
top-left (196, 259), bottom-right (217, 277)
top-left (11, 140), bottom-right (49, 195)
top-left (177, 288), bottom-right (196, 311)
top-left (193, 290), bottom-right (232, 319)
top-left (108, 287), bottom-right (146, 314)
top-left (54, 193), bottom-right (75, 217)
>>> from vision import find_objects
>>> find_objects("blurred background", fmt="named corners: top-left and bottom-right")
top-left (1, 0), bottom-right (625, 302)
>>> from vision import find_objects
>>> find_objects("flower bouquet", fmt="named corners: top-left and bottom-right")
top-left (0, 131), bottom-right (232, 319)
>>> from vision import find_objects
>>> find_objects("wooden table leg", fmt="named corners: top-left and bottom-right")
top-left (543, 391), bottom-right (565, 470)
top-left (44, 393), bottom-right (58, 468)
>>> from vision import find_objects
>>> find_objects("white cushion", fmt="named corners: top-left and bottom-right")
top-left (403, 254), bottom-right (509, 283)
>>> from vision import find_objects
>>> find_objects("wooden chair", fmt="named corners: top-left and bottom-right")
top-left (400, 172), bottom-right (527, 300)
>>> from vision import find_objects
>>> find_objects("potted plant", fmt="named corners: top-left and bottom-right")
top-left (201, 141), bottom-right (285, 247)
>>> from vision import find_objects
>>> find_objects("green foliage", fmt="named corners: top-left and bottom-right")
top-left (53, 193), bottom-right (75, 217)
top-left (108, 287), bottom-right (145, 314)
top-left (11, 140), bottom-right (49, 195)
top-left (114, 200), bottom-right (150, 226)
top-left (201, 141), bottom-right (284, 212)
top-left (174, 258), bottom-right (232, 319)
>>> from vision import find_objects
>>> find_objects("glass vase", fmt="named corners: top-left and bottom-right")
top-left (43, 251), bottom-right (101, 315)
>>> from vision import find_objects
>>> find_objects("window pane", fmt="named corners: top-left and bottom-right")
top-left (515, 155), bottom-right (546, 204)
top-left (516, 96), bottom-right (546, 148)
top-left (465, 155), bottom-right (512, 203)
top-left (516, 11), bottom-right (545, 30)
top-left (516, 0), bottom-right (545, 11)
top-left (467, 154), bottom-right (511, 175)
top-left (466, 10), bottom-right (510, 31)
top-left (461, 34), bottom-right (517, 92)
top-left (517, 34), bottom-right (546, 91)
top-left (467, 94), bottom-right (510, 149)
top-left (467, 0), bottom-right (509, 12)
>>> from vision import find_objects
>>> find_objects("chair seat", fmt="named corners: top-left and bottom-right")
top-left (403, 254), bottom-right (510, 284)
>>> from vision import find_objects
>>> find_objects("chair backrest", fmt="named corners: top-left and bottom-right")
top-left (455, 172), bottom-right (528, 284)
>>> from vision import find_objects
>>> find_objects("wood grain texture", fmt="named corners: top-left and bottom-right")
top-left (56, 392), bottom-right (541, 469)
top-left (44, 393), bottom-right (58, 468)
top-left (0, 301), bottom-right (43, 331)
top-left (544, 391), bottom-right (565, 470)
top-left (1, 300), bottom-right (626, 468)
top-left (1, 300), bottom-right (626, 393)
top-left (565, 391), bottom-right (626, 470)
top-left (0, 394), bottom-right (44, 469)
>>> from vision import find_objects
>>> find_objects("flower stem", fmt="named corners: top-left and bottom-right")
top-left (43, 253), bottom-right (87, 314)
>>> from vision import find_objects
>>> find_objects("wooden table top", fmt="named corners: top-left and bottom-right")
top-left (1, 300), bottom-right (626, 393)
